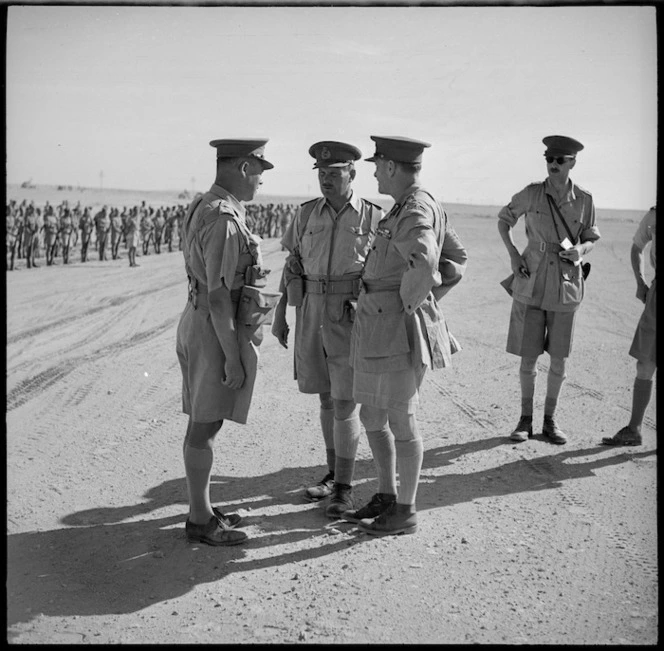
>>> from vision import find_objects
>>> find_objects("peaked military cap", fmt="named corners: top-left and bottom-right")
top-left (365, 136), bottom-right (432, 164)
top-left (309, 141), bottom-right (362, 169)
top-left (209, 138), bottom-right (274, 169)
top-left (542, 135), bottom-right (584, 156)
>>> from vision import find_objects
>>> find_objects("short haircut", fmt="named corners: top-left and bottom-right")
top-left (395, 160), bottom-right (422, 174)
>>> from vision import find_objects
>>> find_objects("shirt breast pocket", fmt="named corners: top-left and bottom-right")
top-left (340, 223), bottom-right (373, 262)
top-left (300, 223), bottom-right (326, 261)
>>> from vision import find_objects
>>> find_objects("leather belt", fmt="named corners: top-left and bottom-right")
top-left (359, 279), bottom-right (401, 293)
top-left (304, 278), bottom-right (360, 295)
top-left (538, 242), bottom-right (563, 253)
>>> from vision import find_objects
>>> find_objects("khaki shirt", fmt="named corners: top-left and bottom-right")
top-left (353, 186), bottom-right (454, 373)
top-left (633, 207), bottom-right (656, 272)
top-left (281, 193), bottom-right (382, 278)
top-left (182, 184), bottom-right (255, 293)
top-left (498, 178), bottom-right (600, 312)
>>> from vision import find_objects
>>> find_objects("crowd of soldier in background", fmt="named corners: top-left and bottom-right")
top-left (6, 198), bottom-right (297, 270)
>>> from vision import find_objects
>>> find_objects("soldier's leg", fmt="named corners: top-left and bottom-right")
top-left (629, 360), bottom-right (656, 434)
top-left (331, 399), bottom-right (360, 486)
top-left (388, 410), bottom-right (423, 508)
top-left (359, 405), bottom-right (397, 496)
top-left (304, 393), bottom-right (336, 501)
top-left (183, 418), bottom-right (221, 523)
top-left (325, 399), bottom-right (361, 518)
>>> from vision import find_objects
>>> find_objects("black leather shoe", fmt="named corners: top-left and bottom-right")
top-left (325, 483), bottom-right (353, 519)
top-left (304, 470), bottom-right (335, 502)
top-left (185, 515), bottom-right (247, 546)
top-left (342, 492), bottom-right (396, 523)
top-left (509, 416), bottom-right (533, 442)
top-left (212, 506), bottom-right (242, 528)
top-left (542, 416), bottom-right (567, 444)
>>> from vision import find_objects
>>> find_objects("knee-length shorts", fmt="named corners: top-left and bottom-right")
top-left (629, 278), bottom-right (656, 365)
top-left (293, 293), bottom-right (355, 400)
top-left (176, 299), bottom-right (258, 424)
top-left (506, 300), bottom-right (577, 358)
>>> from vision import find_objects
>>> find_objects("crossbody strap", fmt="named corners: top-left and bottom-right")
top-left (545, 192), bottom-right (577, 244)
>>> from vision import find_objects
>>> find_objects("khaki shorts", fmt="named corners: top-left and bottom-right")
top-left (293, 293), bottom-right (355, 399)
top-left (176, 299), bottom-right (258, 424)
top-left (506, 300), bottom-right (577, 358)
top-left (629, 278), bottom-right (656, 365)
top-left (352, 364), bottom-right (426, 413)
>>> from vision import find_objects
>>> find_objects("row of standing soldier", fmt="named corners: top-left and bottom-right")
top-left (6, 198), bottom-right (296, 270)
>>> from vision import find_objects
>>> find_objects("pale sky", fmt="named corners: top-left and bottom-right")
top-left (5, 4), bottom-right (658, 210)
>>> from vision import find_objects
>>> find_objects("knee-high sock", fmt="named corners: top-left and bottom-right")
top-left (366, 427), bottom-right (397, 495)
top-left (545, 362), bottom-right (567, 417)
top-left (184, 444), bottom-right (213, 523)
top-left (333, 414), bottom-right (361, 485)
top-left (629, 378), bottom-right (653, 431)
top-left (519, 357), bottom-right (538, 417)
top-left (394, 438), bottom-right (424, 506)
top-left (320, 406), bottom-right (335, 472)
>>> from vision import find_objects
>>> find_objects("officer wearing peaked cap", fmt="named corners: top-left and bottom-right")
top-left (209, 138), bottom-right (275, 169)
top-left (272, 140), bottom-right (385, 518)
top-left (498, 135), bottom-right (600, 446)
top-left (347, 136), bottom-right (467, 536)
top-left (176, 137), bottom-right (277, 547)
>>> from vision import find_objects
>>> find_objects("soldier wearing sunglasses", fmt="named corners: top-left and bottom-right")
top-left (497, 135), bottom-right (600, 445)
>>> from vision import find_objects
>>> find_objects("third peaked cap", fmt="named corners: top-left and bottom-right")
top-left (542, 135), bottom-right (584, 156)
top-left (209, 138), bottom-right (274, 169)
top-left (309, 141), bottom-right (362, 168)
top-left (365, 136), bottom-right (432, 164)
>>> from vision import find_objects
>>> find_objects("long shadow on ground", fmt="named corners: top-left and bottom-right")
top-left (7, 440), bottom-right (654, 634)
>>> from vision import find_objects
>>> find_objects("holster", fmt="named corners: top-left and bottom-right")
top-left (236, 286), bottom-right (282, 346)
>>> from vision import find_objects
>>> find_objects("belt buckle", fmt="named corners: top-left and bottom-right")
top-left (320, 278), bottom-right (327, 294)
top-left (539, 242), bottom-right (546, 252)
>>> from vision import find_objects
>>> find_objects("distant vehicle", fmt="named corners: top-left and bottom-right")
top-left (178, 190), bottom-right (190, 200)
top-left (20, 179), bottom-right (36, 189)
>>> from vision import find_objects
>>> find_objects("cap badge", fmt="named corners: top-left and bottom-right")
top-left (321, 147), bottom-right (331, 160)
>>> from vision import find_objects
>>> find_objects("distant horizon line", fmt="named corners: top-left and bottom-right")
top-left (4, 182), bottom-right (648, 213)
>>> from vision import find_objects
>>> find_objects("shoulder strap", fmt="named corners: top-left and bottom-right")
top-left (294, 200), bottom-right (318, 250)
top-left (545, 192), bottom-right (576, 244)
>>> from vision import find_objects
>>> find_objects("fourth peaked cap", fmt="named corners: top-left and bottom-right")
top-left (365, 136), bottom-right (432, 163)
top-left (542, 135), bottom-right (584, 156)
top-left (209, 138), bottom-right (274, 169)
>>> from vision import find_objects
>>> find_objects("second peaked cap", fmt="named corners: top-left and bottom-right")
top-left (209, 138), bottom-right (274, 169)
top-left (365, 136), bottom-right (431, 164)
top-left (309, 141), bottom-right (362, 169)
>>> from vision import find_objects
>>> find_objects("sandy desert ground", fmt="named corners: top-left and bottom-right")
top-left (6, 187), bottom-right (657, 644)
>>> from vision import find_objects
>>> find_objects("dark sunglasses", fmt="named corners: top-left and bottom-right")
top-left (545, 155), bottom-right (575, 164)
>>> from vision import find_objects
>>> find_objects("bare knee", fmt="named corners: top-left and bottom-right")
top-left (387, 410), bottom-right (419, 441)
top-left (333, 398), bottom-right (357, 420)
top-left (186, 419), bottom-right (222, 449)
top-left (520, 355), bottom-right (538, 374)
top-left (549, 356), bottom-right (567, 378)
top-left (319, 393), bottom-right (333, 410)
top-left (360, 404), bottom-right (388, 431)
top-left (636, 360), bottom-right (656, 381)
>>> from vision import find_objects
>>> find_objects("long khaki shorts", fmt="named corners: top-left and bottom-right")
top-left (629, 278), bottom-right (656, 365)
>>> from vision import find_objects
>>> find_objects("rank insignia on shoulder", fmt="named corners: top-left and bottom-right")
top-left (376, 226), bottom-right (392, 239)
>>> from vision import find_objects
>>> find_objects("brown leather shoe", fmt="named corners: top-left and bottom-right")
top-left (601, 425), bottom-right (642, 447)
top-left (542, 416), bottom-right (567, 445)
top-left (342, 492), bottom-right (396, 523)
top-left (186, 515), bottom-right (247, 546)
top-left (509, 416), bottom-right (533, 442)
top-left (304, 471), bottom-right (335, 502)
top-left (358, 502), bottom-right (417, 536)
top-left (325, 483), bottom-right (353, 519)
top-left (212, 507), bottom-right (242, 528)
